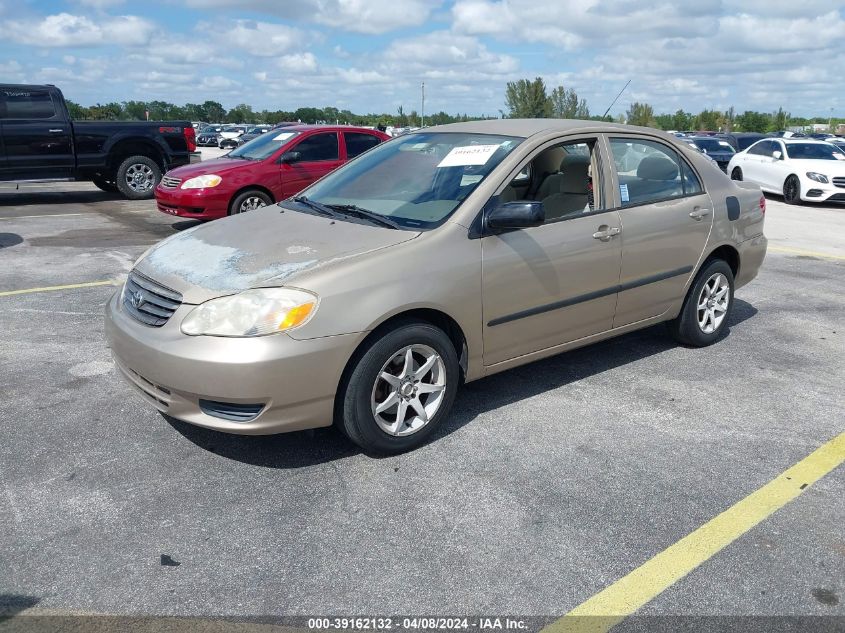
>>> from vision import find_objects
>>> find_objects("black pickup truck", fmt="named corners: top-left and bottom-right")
top-left (0, 84), bottom-right (198, 199)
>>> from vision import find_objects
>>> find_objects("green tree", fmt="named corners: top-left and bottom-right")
top-left (735, 111), bottom-right (769, 133)
top-left (202, 100), bottom-right (226, 123)
top-left (770, 107), bottom-right (789, 132)
top-left (505, 77), bottom-right (552, 118)
top-left (626, 102), bottom-right (656, 127)
top-left (671, 109), bottom-right (693, 131)
top-left (694, 109), bottom-right (721, 131)
top-left (549, 85), bottom-right (589, 119)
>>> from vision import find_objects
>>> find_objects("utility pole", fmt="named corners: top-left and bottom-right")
top-left (421, 82), bottom-right (425, 128)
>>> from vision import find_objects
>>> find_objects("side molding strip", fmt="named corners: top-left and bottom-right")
top-left (487, 266), bottom-right (693, 327)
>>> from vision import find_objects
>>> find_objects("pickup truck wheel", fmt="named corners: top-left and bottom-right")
top-left (92, 178), bottom-right (118, 193)
top-left (229, 190), bottom-right (272, 215)
top-left (116, 155), bottom-right (161, 200)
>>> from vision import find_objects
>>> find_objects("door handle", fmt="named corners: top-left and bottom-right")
top-left (592, 226), bottom-right (621, 241)
top-left (689, 207), bottom-right (711, 220)
top-left (48, 129), bottom-right (64, 133)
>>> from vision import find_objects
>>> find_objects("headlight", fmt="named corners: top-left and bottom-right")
top-left (806, 172), bottom-right (828, 183)
top-left (181, 174), bottom-right (222, 189)
top-left (181, 288), bottom-right (317, 337)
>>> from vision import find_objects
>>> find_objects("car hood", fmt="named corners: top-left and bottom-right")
top-left (135, 206), bottom-right (419, 304)
top-left (791, 158), bottom-right (845, 175)
top-left (165, 157), bottom-right (255, 179)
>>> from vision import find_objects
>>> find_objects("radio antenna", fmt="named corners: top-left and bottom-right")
top-left (603, 79), bottom-right (631, 118)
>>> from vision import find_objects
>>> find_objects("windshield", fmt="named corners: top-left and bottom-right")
top-left (785, 143), bottom-right (845, 160)
top-left (291, 132), bottom-right (522, 229)
top-left (229, 130), bottom-right (301, 160)
top-left (693, 138), bottom-right (735, 153)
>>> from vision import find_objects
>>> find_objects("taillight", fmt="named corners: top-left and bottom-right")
top-left (184, 126), bottom-right (197, 153)
top-left (760, 195), bottom-right (766, 215)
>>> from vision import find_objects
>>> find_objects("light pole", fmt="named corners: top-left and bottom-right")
top-left (829, 107), bottom-right (834, 133)
top-left (421, 82), bottom-right (425, 128)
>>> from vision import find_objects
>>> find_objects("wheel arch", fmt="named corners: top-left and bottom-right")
top-left (703, 243), bottom-right (740, 278)
top-left (334, 308), bottom-right (469, 412)
top-left (107, 139), bottom-right (166, 174)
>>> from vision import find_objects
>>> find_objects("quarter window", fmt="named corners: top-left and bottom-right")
top-left (747, 141), bottom-right (771, 156)
top-left (2, 90), bottom-right (57, 119)
top-left (609, 138), bottom-right (689, 206)
top-left (344, 132), bottom-right (381, 158)
top-left (294, 133), bottom-right (339, 162)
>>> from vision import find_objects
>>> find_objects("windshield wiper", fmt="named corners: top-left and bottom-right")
top-left (290, 196), bottom-right (341, 218)
top-left (325, 204), bottom-right (401, 229)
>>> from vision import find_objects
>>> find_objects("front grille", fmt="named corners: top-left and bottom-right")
top-left (199, 400), bottom-right (265, 422)
top-left (832, 177), bottom-right (845, 189)
top-left (161, 175), bottom-right (181, 188)
top-left (122, 270), bottom-right (182, 327)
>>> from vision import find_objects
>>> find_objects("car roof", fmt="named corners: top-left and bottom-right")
top-left (274, 125), bottom-right (383, 133)
top-left (423, 118), bottom-right (672, 138)
top-left (778, 138), bottom-right (832, 145)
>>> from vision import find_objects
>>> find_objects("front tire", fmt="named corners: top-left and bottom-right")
top-left (229, 189), bottom-right (272, 215)
top-left (667, 259), bottom-right (734, 347)
top-left (115, 155), bottom-right (161, 200)
top-left (783, 175), bottom-right (801, 205)
top-left (730, 167), bottom-right (743, 181)
top-left (337, 321), bottom-right (460, 454)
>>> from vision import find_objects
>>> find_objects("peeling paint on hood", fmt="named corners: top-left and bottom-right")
top-left (135, 205), bottom-right (418, 304)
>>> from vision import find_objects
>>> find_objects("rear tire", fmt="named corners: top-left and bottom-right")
top-left (783, 175), bottom-right (801, 205)
top-left (229, 189), bottom-right (272, 215)
top-left (667, 259), bottom-right (734, 347)
top-left (337, 321), bottom-right (459, 455)
top-left (92, 178), bottom-right (118, 193)
top-left (115, 155), bottom-right (161, 200)
top-left (730, 167), bottom-right (743, 181)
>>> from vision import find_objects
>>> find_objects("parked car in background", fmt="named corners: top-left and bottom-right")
top-left (155, 125), bottom-right (389, 218)
top-left (828, 138), bottom-right (845, 153)
top-left (678, 138), bottom-right (719, 166)
top-left (110, 119), bottom-right (767, 453)
top-left (688, 136), bottom-right (735, 172)
top-left (728, 138), bottom-right (845, 204)
top-left (217, 125), bottom-right (249, 149)
top-left (0, 83), bottom-right (196, 199)
top-left (716, 132), bottom-right (766, 152)
top-left (197, 127), bottom-right (223, 146)
top-left (235, 126), bottom-right (272, 146)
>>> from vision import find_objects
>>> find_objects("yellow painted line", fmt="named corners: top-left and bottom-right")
top-left (0, 280), bottom-right (117, 297)
top-left (0, 212), bottom-right (90, 220)
top-left (545, 432), bottom-right (845, 633)
top-left (768, 246), bottom-right (845, 261)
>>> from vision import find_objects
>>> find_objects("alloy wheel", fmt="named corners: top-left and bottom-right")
top-left (370, 344), bottom-right (447, 437)
top-left (697, 273), bottom-right (730, 334)
top-left (238, 196), bottom-right (267, 213)
top-left (125, 163), bottom-right (155, 193)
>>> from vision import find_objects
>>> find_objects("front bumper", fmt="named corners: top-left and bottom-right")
top-left (801, 181), bottom-right (845, 203)
top-left (154, 183), bottom-right (230, 219)
top-left (104, 291), bottom-right (363, 435)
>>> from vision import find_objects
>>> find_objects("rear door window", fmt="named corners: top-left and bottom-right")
top-left (294, 132), bottom-right (339, 162)
top-left (2, 90), bottom-right (57, 119)
top-left (609, 138), bottom-right (689, 206)
top-left (344, 132), bottom-right (382, 159)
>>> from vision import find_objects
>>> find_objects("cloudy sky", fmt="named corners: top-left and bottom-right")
top-left (1, 0), bottom-right (843, 117)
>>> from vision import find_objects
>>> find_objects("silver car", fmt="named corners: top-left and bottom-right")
top-left (105, 120), bottom-right (767, 453)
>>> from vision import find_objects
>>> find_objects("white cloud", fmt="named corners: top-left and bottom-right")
top-left (185, 0), bottom-right (441, 34)
top-left (0, 12), bottom-right (155, 47)
top-left (208, 19), bottom-right (305, 56)
top-left (76, 0), bottom-right (126, 8)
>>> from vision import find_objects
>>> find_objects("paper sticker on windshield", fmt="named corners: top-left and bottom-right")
top-left (620, 183), bottom-right (630, 202)
top-left (834, 153), bottom-right (845, 160)
top-left (274, 132), bottom-right (295, 141)
top-left (437, 144), bottom-right (500, 167)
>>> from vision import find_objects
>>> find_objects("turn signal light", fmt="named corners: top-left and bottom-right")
top-left (760, 195), bottom-right (766, 215)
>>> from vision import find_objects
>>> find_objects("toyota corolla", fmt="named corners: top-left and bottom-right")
top-left (106, 120), bottom-right (767, 454)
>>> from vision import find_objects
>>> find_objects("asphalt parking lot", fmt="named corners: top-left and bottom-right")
top-left (1, 168), bottom-right (843, 629)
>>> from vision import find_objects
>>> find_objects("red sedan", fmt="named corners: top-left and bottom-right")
top-left (155, 125), bottom-right (389, 219)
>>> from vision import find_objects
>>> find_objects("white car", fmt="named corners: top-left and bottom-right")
top-left (727, 138), bottom-right (845, 204)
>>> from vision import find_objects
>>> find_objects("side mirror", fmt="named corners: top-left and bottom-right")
top-left (486, 200), bottom-right (545, 231)
top-left (280, 151), bottom-right (301, 164)
top-left (772, 150), bottom-right (783, 160)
